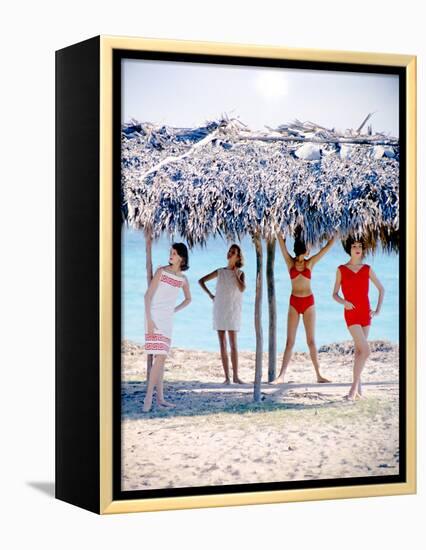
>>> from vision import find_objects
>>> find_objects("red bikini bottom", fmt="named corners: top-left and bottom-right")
top-left (290, 294), bottom-right (315, 315)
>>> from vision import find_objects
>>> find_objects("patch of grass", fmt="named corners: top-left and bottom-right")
top-left (138, 395), bottom-right (398, 432)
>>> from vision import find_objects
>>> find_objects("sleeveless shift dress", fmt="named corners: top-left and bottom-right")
top-left (213, 268), bottom-right (243, 331)
top-left (145, 269), bottom-right (185, 355)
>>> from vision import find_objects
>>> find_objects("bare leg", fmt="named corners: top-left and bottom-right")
top-left (228, 331), bottom-right (243, 384)
top-left (302, 306), bottom-right (331, 383)
top-left (346, 325), bottom-right (370, 400)
top-left (143, 355), bottom-right (166, 412)
top-left (217, 331), bottom-right (230, 384)
top-left (356, 326), bottom-right (370, 398)
top-left (271, 305), bottom-right (299, 384)
top-left (157, 361), bottom-right (176, 408)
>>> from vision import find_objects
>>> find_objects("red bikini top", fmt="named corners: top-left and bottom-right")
top-left (290, 265), bottom-right (311, 280)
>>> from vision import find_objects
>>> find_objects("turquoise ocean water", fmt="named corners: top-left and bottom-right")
top-left (122, 227), bottom-right (399, 352)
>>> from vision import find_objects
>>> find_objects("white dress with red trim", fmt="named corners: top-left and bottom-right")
top-left (145, 269), bottom-right (185, 355)
top-left (213, 268), bottom-right (242, 331)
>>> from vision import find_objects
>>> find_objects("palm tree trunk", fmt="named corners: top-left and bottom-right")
top-left (145, 229), bottom-right (153, 380)
top-left (267, 238), bottom-right (277, 382)
top-left (253, 234), bottom-right (263, 402)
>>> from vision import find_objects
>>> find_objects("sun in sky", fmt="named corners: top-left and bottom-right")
top-left (255, 70), bottom-right (289, 100)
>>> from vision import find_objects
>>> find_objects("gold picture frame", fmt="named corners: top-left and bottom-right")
top-left (56, 35), bottom-right (416, 514)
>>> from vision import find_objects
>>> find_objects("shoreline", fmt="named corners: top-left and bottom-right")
top-left (122, 341), bottom-right (400, 356)
top-left (122, 338), bottom-right (399, 383)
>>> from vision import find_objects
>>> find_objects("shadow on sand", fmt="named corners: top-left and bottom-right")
top-left (121, 379), bottom-right (397, 421)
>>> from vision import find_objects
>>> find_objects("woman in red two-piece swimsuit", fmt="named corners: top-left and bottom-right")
top-left (332, 237), bottom-right (385, 400)
top-left (271, 233), bottom-right (335, 384)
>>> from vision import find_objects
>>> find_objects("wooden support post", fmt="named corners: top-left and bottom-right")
top-left (145, 229), bottom-right (153, 380)
top-left (266, 238), bottom-right (277, 382)
top-left (253, 234), bottom-right (263, 402)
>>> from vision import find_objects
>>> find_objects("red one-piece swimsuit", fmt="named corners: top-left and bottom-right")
top-left (338, 264), bottom-right (371, 327)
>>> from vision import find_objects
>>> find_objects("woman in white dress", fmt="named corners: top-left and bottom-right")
top-left (143, 243), bottom-right (191, 412)
top-left (199, 244), bottom-right (246, 384)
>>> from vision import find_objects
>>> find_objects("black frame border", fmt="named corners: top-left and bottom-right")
top-left (112, 48), bottom-right (407, 502)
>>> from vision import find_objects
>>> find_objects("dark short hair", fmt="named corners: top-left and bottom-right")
top-left (293, 227), bottom-right (307, 257)
top-left (342, 236), bottom-right (365, 256)
top-left (172, 242), bottom-right (189, 271)
top-left (293, 237), bottom-right (307, 257)
top-left (229, 244), bottom-right (244, 268)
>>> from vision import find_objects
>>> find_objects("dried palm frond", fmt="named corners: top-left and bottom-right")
top-left (121, 117), bottom-right (399, 252)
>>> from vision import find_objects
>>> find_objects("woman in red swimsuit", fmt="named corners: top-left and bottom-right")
top-left (332, 237), bottom-right (385, 400)
top-left (271, 233), bottom-right (335, 384)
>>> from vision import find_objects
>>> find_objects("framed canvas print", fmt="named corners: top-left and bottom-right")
top-left (55, 35), bottom-right (417, 514)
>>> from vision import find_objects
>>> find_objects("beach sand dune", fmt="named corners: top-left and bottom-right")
top-left (121, 340), bottom-right (399, 491)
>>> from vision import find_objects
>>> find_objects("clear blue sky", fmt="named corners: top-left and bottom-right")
top-left (122, 58), bottom-right (399, 136)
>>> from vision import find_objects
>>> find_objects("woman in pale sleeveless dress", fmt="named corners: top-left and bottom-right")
top-left (143, 243), bottom-right (191, 412)
top-left (199, 244), bottom-right (246, 384)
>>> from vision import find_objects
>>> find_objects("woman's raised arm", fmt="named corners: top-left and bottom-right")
top-left (309, 237), bottom-right (335, 268)
top-left (144, 267), bottom-right (163, 330)
top-left (276, 233), bottom-right (293, 270)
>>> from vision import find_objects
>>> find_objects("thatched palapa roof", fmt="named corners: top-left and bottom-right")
top-left (121, 117), bottom-right (399, 251)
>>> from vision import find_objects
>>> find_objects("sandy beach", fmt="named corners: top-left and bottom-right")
top-left (121, 340), bottom-right (399, 491)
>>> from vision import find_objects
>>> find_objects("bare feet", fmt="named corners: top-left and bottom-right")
top-left (158, 400), bottom-right (176, 408)
top-left (344, 386), bottom-right (366, 400)
top-left (317, 376), bottom-right (331, 383)
top-left (223, 378), bottom-right (231, 385)
top-left (343, 393), bottom-right (357, 401)
top-left (142, 399), bottom-right (152, 412)
top-left (233, 377), bottom-right (244, 384)
top-left (270, 376), bottom-right (285, 385)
